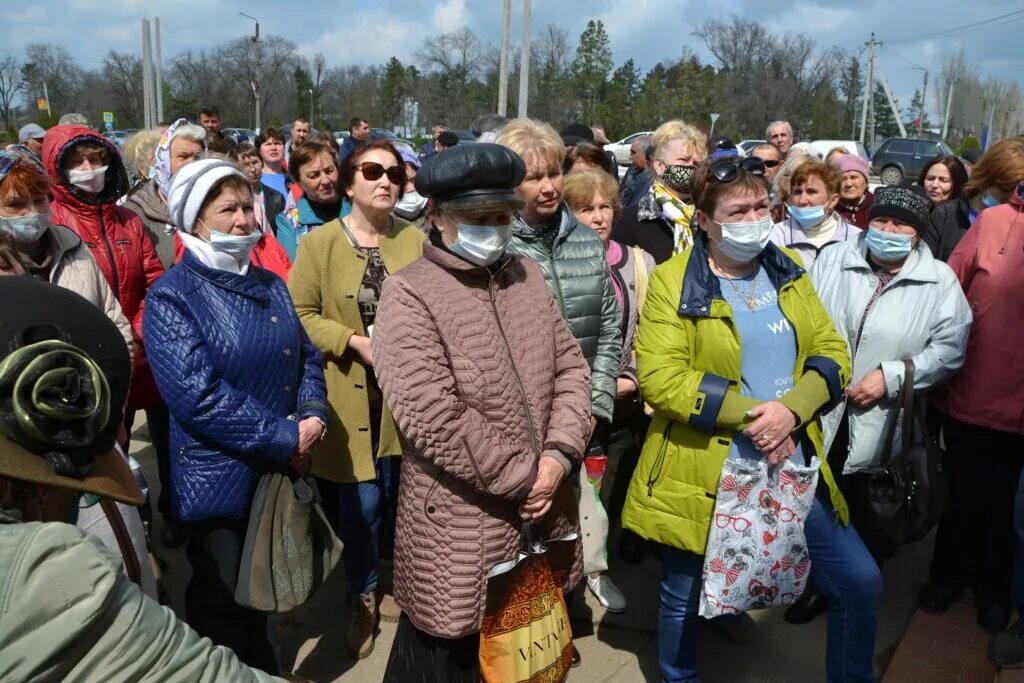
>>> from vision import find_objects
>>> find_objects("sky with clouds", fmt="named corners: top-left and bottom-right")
top-left (5, 0), bottom-right (1024, 130)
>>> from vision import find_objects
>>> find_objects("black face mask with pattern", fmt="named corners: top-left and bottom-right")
top-left (660, 164), bottom-right (696, 199)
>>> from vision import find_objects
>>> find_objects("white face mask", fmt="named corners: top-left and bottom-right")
top-left (199, 219), bottom-right (261, 262)
top-left (710, 215), bottom-right (774, 263)
top-left (394, 190), bottom-right (428, 219)
top-left (67, 165), bottom-right (108, 194)
top-left (448, 222), bottom-right (513, 267)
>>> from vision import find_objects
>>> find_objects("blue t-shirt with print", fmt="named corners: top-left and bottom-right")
top-left (716, 266), bottom-right (804, 462)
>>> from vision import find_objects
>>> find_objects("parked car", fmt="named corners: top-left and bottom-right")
top-left (605, 131), bottom-right (655, 165)
top-left (737, 139), bottom-right (767, 157)
top-left (102, 130), bottom-right (129, 148)
top-left (334, 131), bottom-right (350, 148)
top-left (222, 128), bottom-right (257, 145)
top-left (870, 137), bottom-right (954, 185)
top-left (452, 130), bottom-right (476, 144)
top-left (809, 140), bottom-right (870, 161)
top-left (369, 127), bottom-right (414, 151)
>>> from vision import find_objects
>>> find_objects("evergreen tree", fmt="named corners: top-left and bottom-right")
top-left (570, 20), bottom-right (613, 123)
top-left (379, 57), bottom-right (407, 129)
top-left (904, 89), bottom-right (930, 133)
top-left (872, 82), bottom-right (901, 140)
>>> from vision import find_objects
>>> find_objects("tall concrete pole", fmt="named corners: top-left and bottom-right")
top-left (154, 18), bottom-right (164, 123)
top-left (141, 19), bottom-right (153, 129)
top-left (497, 0), bottom-right (511, 116)
top-left (941, 78), bottom-right (957, 142)
top-left (859, 35), bottom-right (877, 145)
top-left (917, 70), bottom-right (928, 137)
top-left (241, 14), bottom-right (261, 131)
top-left (517, 0), bottom-right (531, 118)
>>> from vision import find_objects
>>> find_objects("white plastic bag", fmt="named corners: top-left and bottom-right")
top-left (699, 457), bottom-right (819, 618)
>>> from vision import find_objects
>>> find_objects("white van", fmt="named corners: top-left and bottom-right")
top-left (809, 140), bottom-right (870, 160)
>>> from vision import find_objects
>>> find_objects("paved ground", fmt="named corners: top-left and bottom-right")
top-left (130, 418), bottom-right (930, 682)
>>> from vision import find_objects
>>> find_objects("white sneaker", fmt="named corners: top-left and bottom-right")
top-left (587, 574), bottom-right (627, 613)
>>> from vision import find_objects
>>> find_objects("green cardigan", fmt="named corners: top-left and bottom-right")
top-left (289, 217), bottom-right (425, 483)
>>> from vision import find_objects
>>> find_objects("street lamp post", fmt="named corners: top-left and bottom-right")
top-left (240, 13), bottom-right (261, 131)
top-left (307, 88), bottom-right (314, 123)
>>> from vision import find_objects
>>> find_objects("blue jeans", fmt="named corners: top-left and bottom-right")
top-left (658, 497), bottom-right (882, 682)
top-left (317, 456), bottom-right (400, 596)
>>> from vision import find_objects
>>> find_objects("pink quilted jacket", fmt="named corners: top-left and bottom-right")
top-left (373, 243), bottom-right (592, 639)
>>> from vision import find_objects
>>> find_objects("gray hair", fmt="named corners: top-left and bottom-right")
top-left (58, 112), bottom-right (89, 126)
top-left (765, 120), bottom-right (793, 139)
top-left (631, 135), bottom-right (653, 154)
top-left (472, 114), bottom-right (510, 140)
top-left (171, 122), bottom-right (208, 146)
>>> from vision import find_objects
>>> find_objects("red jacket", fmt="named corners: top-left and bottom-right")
top-left (173, 231), bottom-right (293, 281)
top-left (43, 125), bottom-right (165, 410)
top-left (944, 199), bottom-right (1024, 435)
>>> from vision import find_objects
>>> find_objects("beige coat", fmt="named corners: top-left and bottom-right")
top-left (373, 244), bottom-right (592, 638)
top-left (0, 516), bottom-right (281, 682)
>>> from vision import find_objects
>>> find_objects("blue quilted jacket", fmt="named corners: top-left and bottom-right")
top-left (143, 251), bottom-right (328, 522)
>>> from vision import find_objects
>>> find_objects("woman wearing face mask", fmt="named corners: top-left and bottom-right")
top-left (615, 121), bottom-right (708, 264)
top-left (275, 140), bottom-right (348, 261)
top-left (373, 143), bottom-right (592, 682)
top-left (0, 150), bottom-right (131, 352)
top-left (621, 156), bottom-right (880, 682)
top-left (288, 141), bottom-right (424, 661)
top-left (923, 137), bottom-right (1024, 262)
top-left (143, 158), bottom-right (328, 671)
top-left (768, 156), bottom-right (861, 271)
top-left (781, 186), bottom-right (972, 626)
top-left (918, 155), bottom-right (968, 206)
top-left (393, 147), bottom-right (429, 230)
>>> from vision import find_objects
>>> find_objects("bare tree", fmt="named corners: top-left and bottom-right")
top-left (0, 56), bottom-right (24, 127)
top-left (103, 52), bottom-right (143, 127)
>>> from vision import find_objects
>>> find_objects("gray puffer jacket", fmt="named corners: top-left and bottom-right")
top-left (122, 180), bottom-right (177, 270)
top-left (507, 204), bottom-right (622, 423)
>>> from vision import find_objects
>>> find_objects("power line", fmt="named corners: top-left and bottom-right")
top-left (883, 9), bottom-right (1024, 45)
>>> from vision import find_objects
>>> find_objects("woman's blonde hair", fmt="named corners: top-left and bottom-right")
top-left (964, 137), bottom-right (1024, 198)
top-left (563, 170), bottom-right (621, 220)
top-left (124, 129), bottom-right (162, 175)
top-left (771, 149), bottom-right (812, 206)
top-left (652, 120), bottom-right (707, 162)
top-left (495, 118), bottom-right (565, 169)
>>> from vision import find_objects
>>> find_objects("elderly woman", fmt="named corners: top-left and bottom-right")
top-left (922, 140), bottom-right (1024, 262)
top-left (783, 186), bottom-right (972, 625)
top-left (373, 143), bottom-right (592, 682)
top-left (124, 118), bottom-right (207, 269)
top-left (922, 181), bottom-right (1024, 635)
top-left (918, 155), bottom-right (968, 206)
top-left (498, 120), bottom-right (623, 659)
top-left (768, 156), bottom-right (861, 271)
top-left (143, 158), bottom-right (328, 672)
top-left (276, 140), bottom-right (347, 260)
top-left (833, 155), bottom-right (873, 229)
top-left (614, 121), bottom-right (708, 263)
top-left (123, 128), bottom-right (161, 190)
top-left (0, 277), bottom-right (288, 682)
top-left (289, 140), bottom-right (424, 661)
top-left (622, 156), bottom-right (880, 682)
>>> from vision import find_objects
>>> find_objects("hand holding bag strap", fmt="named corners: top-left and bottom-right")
top-left (878, 360), bottom-right (915, 467)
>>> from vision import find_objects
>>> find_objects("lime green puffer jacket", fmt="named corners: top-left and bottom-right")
top-left (621, 235), bottom-right (851, 556)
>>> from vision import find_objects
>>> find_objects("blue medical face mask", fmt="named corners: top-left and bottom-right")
top-left (0, 211), bottom-right (49, 243)
top-left (787, 203), bottom-right (827, 228)
top-left (865, 227), bottom-right (914, 262)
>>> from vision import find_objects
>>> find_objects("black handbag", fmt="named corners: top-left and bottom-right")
top-left (865, 359), bottom-right (948, 547)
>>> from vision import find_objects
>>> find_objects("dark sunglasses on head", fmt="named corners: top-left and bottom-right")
top-left (358, 161), bottom-right (405, 185)
top-left (709, 156), bottom-right (767, 183)
top-left (759, 158), bottom-right (781, 168)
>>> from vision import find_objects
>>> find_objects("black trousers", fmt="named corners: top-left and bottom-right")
top-left (384, 614), bottom-right (479, 683)
top-left (184, 518), bottom-right (279, 674)
top-left (928, 417), bottom-right (1024, 607)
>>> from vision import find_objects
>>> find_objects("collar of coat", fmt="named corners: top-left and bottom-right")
top-left (180, 248), bottom-right (276, 301)
top-left (512, 203), bottom-right (575, 246)
top-left (678, 232), bottom-right (805, 318)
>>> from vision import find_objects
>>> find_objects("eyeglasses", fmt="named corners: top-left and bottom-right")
top-left (760, 159), bottom-right (781, 168)
top-left (714, 512), bottom-right (752, 533)
top-left (358, 162), bottom-right (405, 185)
top-left (709, 157), bottom-right (767, 183)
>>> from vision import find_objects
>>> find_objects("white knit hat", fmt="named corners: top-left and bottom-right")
top-left (167, 158), bottom-right (247, 234)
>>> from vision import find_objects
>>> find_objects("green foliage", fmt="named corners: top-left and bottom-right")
top-left (571, 20), bottom-right (613, 123)
top-left (873, 82), bottom-right (901, 140)
top-left (904, 89), bottom-right (930, 132)
top-left (294, 65), bottom-right (315, 121)
top-left (380, 57), bottom-right (408, 130)
top-left (959, 135), bottom-right (981, 155)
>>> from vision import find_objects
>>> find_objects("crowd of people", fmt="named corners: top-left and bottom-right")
top-left (1, 103), bottom-right (1022, 683)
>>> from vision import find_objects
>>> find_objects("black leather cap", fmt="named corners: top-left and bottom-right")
top-left (414, 143), bottom-right (526, 212)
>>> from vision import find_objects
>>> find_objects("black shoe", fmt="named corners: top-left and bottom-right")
top-left (989, 619), bottom-right (1024, 667)
top-left (571, 644), bottom-right (581, 668)
top-left (979, 601), bottom-right (1012, 635)
top-left (619, 529), bottom-right (645, 565)
top-left (160, 522), bottom-right (185, 549)
top-left (918, 582), bottom-right (961, 614)
top-left (783, 593), bottom-right (828, 625)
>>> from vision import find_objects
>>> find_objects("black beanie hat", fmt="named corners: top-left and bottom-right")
top-left (868, 185), bottom-right (934, 234)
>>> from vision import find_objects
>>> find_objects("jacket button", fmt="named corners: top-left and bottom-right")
top-left (701, 306), bottom-right (707, 312)
top-left (427, 505), bottom-right (436, 514)
top-left (283, 348), bottom-right (292, 356)
top-left (271, 315), bottom-right (279, 324)
top-left (681, 303), bottom-right (687, 309)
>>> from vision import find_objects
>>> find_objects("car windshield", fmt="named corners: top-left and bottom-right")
top-left (373, 129), bottom-right (398, 139)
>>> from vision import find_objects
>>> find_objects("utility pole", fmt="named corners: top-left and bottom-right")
top-left (859, 34), bottom-right (878, 148)
top-left (307, 88), bottom-right (314, 121)
top-left (42, 81), bottom-right (51, 117)
top-left (917, 70), bottom-right (928, 137)
top-left (154, 18), bottom-right (164, 123)
top-left (141, 19), bottom-right (153, 129)
top-left (240, 14), bottom-right (261, 131)
top-left (941, 76), bottom-right (958, 142)
top-left (876, 64), bottom-right (907, 138)
top-left (517, 0), bottom-right (531, 118)
top-left (985, 99), bottom-right (997, 149)
top-left (497, 0), bottom-right (511, 116)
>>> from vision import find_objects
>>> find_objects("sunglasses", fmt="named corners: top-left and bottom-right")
top-left (760, 159), bottom-right (781, 168)
top-left (709, 157), bottom-right (767, 183)
top-left (358, 161), bottom-right (405, 185)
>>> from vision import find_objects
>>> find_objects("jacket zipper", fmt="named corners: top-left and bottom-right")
top-left (545, 248), bottom-right (568, 320)
top-left (646, 421), bottom-right (674, 497)
top-left (97, 209), bottom-right (121, 301)
top-left (488, 276), bottom-right (542, 459)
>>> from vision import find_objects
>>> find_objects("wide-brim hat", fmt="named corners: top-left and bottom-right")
top-left (415, 143), bottom-right (526, 213)
top-left (0, 278), bottom-right (142, 506)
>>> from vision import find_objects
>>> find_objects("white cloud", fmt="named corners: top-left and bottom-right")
top-left (433, 0), bottom-right (470, 32)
